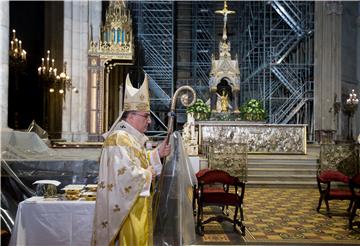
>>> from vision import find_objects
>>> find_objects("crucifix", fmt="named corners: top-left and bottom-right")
top-left (215, 0), bottom-right (235, 41)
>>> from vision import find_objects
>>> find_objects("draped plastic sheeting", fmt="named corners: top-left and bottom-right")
top-left (154, 132), bottom-right (198, 245)
top-left (1, 130), bottom-right (101, 160)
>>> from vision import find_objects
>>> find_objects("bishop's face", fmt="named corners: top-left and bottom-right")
top-left (127, 111), bottom-right (151, 134)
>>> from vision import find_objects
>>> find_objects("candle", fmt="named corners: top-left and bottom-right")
top-left (38, 67), bottom-right (41, 75)
top-left (19, 40), bottom-right (22, 51)
top-left (12, 29), bottom-right (16, 40)
top-left (52, 59), bottom-right (55, 67)
top-left (10, 41), bottom-right (13, 50)
top-left (41, 58), bottom-right (45, 66)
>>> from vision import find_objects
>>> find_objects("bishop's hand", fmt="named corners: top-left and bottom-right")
top-left (157, 139), bottom-right (171, 158)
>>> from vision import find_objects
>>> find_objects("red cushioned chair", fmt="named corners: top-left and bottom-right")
top-left (195, 169), bottom-right (245, 236)
top-left (316, 170), bottom-right (353, 216)
top-left (192, 168), bottom-right (226, 217)
top-left (349, 173), bottom-right (360, 229)
top-left (193, 169), bottom-right (208, 216)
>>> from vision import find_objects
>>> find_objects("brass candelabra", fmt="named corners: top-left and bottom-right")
top-left (55, 62), bottom-right (78, 96)
top-left (10, 29), bottom-right (26, 61)
top-left (37, 50), bottom-right (57, 85)
top-left (344, 89), bottom-right (359, 140)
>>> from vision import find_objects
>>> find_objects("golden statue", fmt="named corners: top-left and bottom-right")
top-left (220, 91), bottom-right (229, 112)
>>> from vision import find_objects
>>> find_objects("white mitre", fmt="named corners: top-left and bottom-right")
top-left (103, 73), bottom-right (150, 138)
top-left (123, 73), bottom-right (150, 111)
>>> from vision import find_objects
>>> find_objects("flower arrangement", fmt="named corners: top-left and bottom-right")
top-left (186, 99), bottom-right (211, 120)
top-left (240, 99), bottom-right (266, 121)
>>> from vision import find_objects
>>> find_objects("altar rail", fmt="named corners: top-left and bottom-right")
top-left (197, 121), bottom-right (307, 154)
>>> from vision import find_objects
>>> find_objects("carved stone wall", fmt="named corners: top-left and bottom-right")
top-left (198, 121), bottom-right (307, 154)
top-left (319, 143), bottom-right (359, 177)
top-left (208, 142), bottom-right (247, 181)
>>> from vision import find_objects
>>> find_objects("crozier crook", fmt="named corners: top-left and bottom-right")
top-left (165, 86), bottom-right (197, 144)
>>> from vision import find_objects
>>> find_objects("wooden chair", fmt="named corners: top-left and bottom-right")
top-left (317, 143), bottom-right (359, 216)
top-left (195, 169), bottom-right (246, 236)
top-left (193, 142), bottom-right (248, 218)
top-left (193, 169), bottom-right (209, 216)
top-left (192, 168), bottom-right (227, 217)
top-left (349, 173), bottom-right (360, 229)
top-left (316, 170), bottom-right (353, 216)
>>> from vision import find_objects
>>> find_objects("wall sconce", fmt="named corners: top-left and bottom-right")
top-left (55, 62), bottom-right (78, 98)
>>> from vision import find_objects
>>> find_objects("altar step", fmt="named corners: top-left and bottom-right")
top-left (246, 155), bottom-right (318, 187)
top-left (197, 144), bottom-right (320, 187)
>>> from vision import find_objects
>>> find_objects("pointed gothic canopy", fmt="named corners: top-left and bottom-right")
top-left (88, 0), bottom-right (134, 61)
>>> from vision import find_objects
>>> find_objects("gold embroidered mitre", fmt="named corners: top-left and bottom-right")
top-left (123, 73), bottom-right (150, 111)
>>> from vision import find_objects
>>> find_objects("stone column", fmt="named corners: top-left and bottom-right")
top-left (0, 1), bottom-right (9, 130)
top-left (62, 0), bottom-right (100, 142)
top-left (44, 1), bottom-right (64, 139)
top-left (314, 1), bottom-right (343, 143)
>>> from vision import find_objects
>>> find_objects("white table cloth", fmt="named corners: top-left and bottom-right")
top-left (9, 197), bottom-right (95, 246)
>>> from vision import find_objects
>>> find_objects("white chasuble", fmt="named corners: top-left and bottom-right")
top-left (92, 121), bottom-right (162, 246)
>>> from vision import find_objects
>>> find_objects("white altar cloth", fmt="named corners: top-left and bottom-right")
top-left (9, 197), bottom-right (95, 246)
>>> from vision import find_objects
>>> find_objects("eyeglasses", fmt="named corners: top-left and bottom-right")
top-left (132, 113), bottom-right (151, 120)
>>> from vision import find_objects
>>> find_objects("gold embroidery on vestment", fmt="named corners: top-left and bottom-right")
top-left (117, 167), bottom-right (126, 175)
top-left (107, 183), bottom-right (114, 191)
top-left (132, 148), bottom-right (148, 168)
top-left (98, 181), bottom-right (106, 189)
top-left (101, 221), bottom-right (108, 228)
top-left (124, 186), bottom-right (132, 193)
top-left (103, 133), bottom-right (132, 148)
top-left (113, 204), bottom-right (121, 212)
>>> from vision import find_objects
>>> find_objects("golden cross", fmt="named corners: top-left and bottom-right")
top-left (215, 0), bottom-right (235, 18)
top-left (215, 0), bottom-right (235, 41)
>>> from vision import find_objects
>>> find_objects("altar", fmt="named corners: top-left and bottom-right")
top-left (197, 121), bottom-right (307, 154)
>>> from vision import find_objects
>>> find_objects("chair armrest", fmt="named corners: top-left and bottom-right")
top-left (318, 170), bottom-right (350, 184)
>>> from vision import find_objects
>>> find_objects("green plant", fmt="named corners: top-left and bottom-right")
top-left (240, 99), bottom-right (266, 121)
top-left (186, 99), bottom-right (210, 120)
